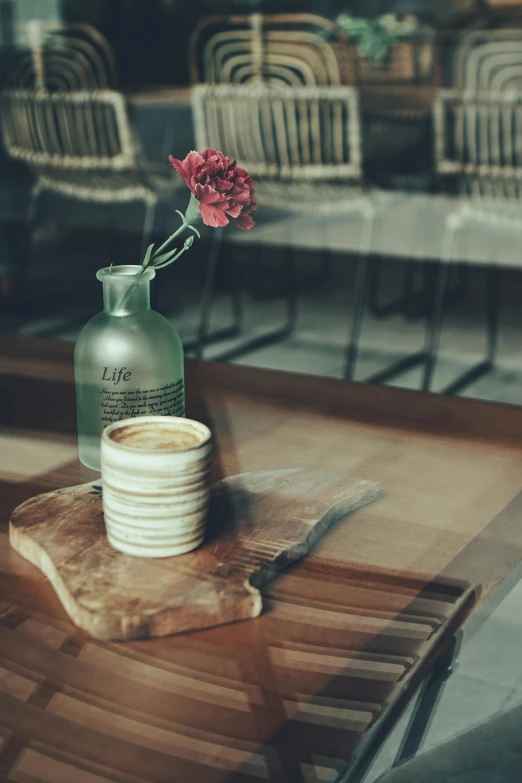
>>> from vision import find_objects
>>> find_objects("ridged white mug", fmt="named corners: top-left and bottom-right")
top-left (101, 416), bottom-right (212, 558)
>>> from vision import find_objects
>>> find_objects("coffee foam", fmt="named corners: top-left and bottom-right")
top-left (109, 420), bottom-right (206, 451)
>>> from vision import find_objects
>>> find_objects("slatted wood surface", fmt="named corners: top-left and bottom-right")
top-left (0, 563), bottom-right (475, 783)
top-left (1, 336), bottom-right (522, 782)
top-left (9, 471), bottom-right (380, 640)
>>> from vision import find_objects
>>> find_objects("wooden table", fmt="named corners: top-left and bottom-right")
top-left (2, 336), bottom-right (522, 783)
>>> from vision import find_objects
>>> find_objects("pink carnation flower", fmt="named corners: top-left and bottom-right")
top-left (169, 148), bottom-right (257, 230)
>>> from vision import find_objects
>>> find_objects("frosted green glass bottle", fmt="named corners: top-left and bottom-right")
top-left (75, 265), bottom-right (185, 471)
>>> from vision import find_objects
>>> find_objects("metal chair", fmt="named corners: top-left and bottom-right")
top-left (0, 22), bottom-right (183, 310)
top-left (0, 88), bottom-right (182, 295)
top-left (423, 87), bottom-right (522, 394)
top-left (190, 13), bottom-right (437, 344)
top-left (190, 13), bottom-right (356, 326)
top-left (191, 82), bottom-right (374, 374)
top-left (423, 11), bottom-right (522, 395)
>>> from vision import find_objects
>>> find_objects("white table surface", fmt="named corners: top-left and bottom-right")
top-left (230, 189), bottom-right (522, 270)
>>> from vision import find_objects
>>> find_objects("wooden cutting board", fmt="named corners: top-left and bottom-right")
top-left (9, 469), bottom-right (380, 641)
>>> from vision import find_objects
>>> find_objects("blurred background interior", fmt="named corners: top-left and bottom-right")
top-left (2, 0), bottom-right (522, 403)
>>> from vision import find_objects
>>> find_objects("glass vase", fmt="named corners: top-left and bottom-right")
top-left (74, 265), bottom-right (185, 471)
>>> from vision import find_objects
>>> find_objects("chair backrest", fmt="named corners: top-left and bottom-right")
top-left (191, 83), bottom-right (362, 182)
top-left (0, 89), bottom-right (136, 172)
top-left (434, 88), bottom-right (522, 192)
top-left (452, 28), bottom-right (522, 91)
top-left (189, 13), bottom-right (355, 87)
top-left (3, 21), bottom-right (117, 90)
top-left (434, 9), bottom-right (522, 194)
top-left (436, 7), bottom-right (522, 89)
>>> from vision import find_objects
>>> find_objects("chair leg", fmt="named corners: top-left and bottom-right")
top-left (403, 261), bottom-right (431, 320)
top-left (252, 247), bottom-right (331, 300)
top-left (204, 244), bottom-right (298, 364)
top-left (367, 256), bottom-right (382, 316)
top-left (342, 632), bottom-right (462, 783)
top-left (485, 265), bottom-right (499, 366)
top-left (368, 257), bottom-right (414, 318)
top-left (26, 185), bottom-right (40, 226)
top-left (226, 249), bottom-right (244, 336)
top-left (320, 247), bottom-right (334, 283)
top-left (343, 209), bottom-right (375, 380)
top-left (11, 185), bottom-right (41, 309)
top-left (253, 213), bottom-right (331, 302)
top-left (440, 263), bottom-right (500, 397)
top-left (283, 246), bottom-right (299, 332)
top-left (369, 259), bottom-right (427, 320)
top-left (421, 221), bottom-right (456, 393)
top-left (393, 634), bottom-right (461, 766)
top-left (181, 240), bottom-right (244, 357)
top-left (195, 229), bottom-right (223, 360)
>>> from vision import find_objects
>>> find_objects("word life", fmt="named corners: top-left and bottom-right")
top-left (101, 367), bottom-right (132, 386)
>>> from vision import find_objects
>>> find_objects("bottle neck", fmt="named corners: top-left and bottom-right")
top-left (97, 265), bottom-right (155, 316)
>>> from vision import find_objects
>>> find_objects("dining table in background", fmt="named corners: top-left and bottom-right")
top-left (1, 335), bottom-right (522, 782)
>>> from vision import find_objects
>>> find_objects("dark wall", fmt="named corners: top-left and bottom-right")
top-left (63, 0), bottom-right (202, 85)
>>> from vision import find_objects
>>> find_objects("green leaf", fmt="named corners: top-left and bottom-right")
top-left (151, 247), bottom-right (178, 267)
top-left (153, 241), bottom-right (194, 270)
top-left (152, 255), bottom-right (181, 270)
top-left (151, 259), bottom-right (177, 270)
top-left (142, 243), bottom-right (155, 269)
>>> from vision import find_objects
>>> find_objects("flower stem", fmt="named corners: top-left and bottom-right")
top-left (152, 221), bottom-right (189, 260)
top-left (114, 209), bottom-right (197, 311)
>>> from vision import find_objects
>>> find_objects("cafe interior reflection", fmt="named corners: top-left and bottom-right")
top-left (4, 3), bottom-right (522, 783)
top-left (1, 0), bottom-right (522, 401)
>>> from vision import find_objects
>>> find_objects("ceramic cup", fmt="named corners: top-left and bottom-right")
top-left (101, 416), bottom-right (212, 558)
